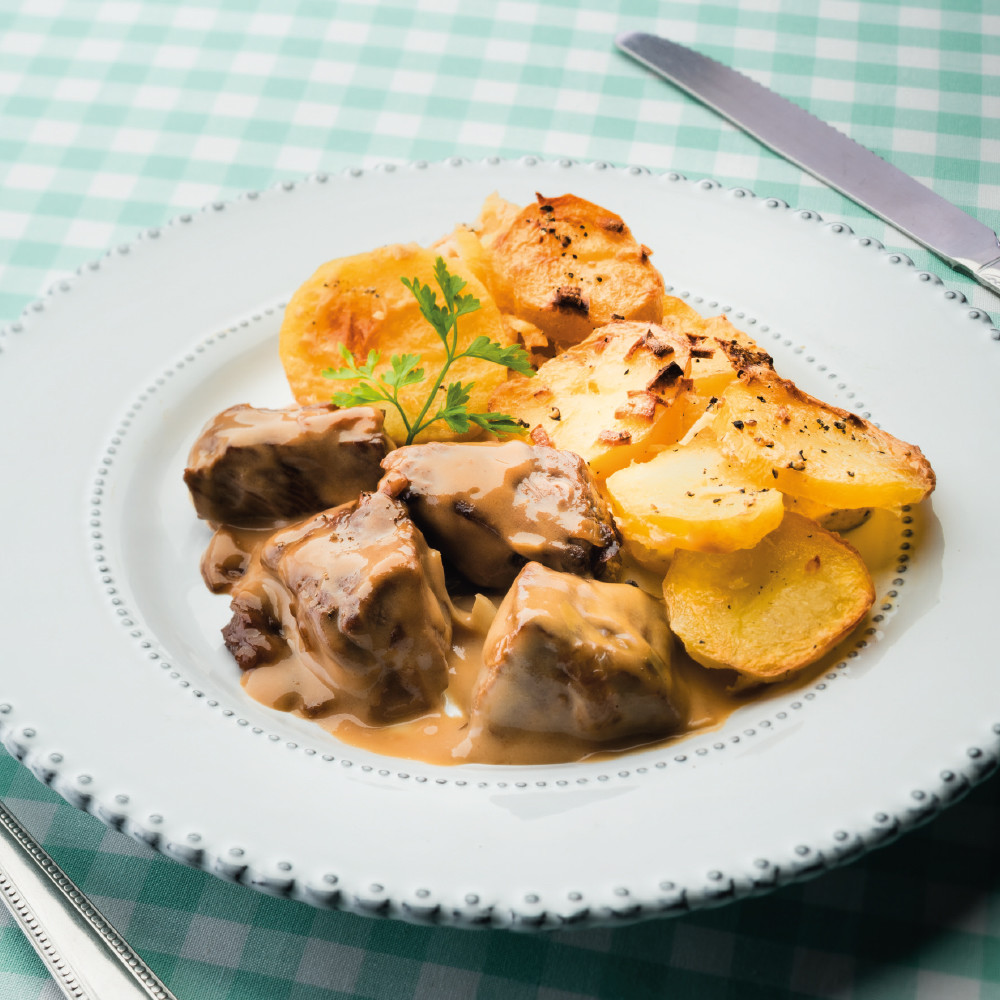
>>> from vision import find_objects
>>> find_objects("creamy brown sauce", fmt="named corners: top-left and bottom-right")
top-left (326, 641), bottom-right (742, 767)
top-left (380, 440), bottom-right (622, 589)
top-left (201, 507), bottom-right (901, 765)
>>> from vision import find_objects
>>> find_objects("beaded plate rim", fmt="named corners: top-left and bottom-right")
top-left (1, 155), bottom-right (997, 929)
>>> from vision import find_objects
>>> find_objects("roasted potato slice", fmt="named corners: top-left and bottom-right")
top-left (685, 316), bottom-right (764, 402)
top-left (443, 202), bottom-right (690, 358)
top-left (660, 294), bottom-right (704, 325)
top-left (707, 348), bottom-right (935, 509)
top-left (503, 314), bottom-right (551, 354)
top-left (280, 244), bottom-right (514, 444)
top-left (663, 512), bottom-right (875, 685)
top-left (605, 434), bottom-right (785, 566)
top-left (657, 315), bottom-right (767, 445)
top-left (433, 224), bottom-right (494, 293)
top-left (782, 493), bottom-right (872, 533)
top-left (488, 319), bottom-right (692, 477)
top-left (473, 191), bottom-right (523, 247)
top-left (478, 193), bottom-right (666, 344)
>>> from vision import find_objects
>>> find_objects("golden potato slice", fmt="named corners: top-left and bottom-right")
top-left (439, 226), bottom-right (556, 360)
top-left (279, 244), bottom-right (514, 444)
top-left (502, 315), bottom-right (554, 373)
top-left (429, 192), bottom-right (521, 265)
top-left (660, 294), bottom-right (704, 325)
top-left (481, 193), bottom-right (665, 344)
top-left (663, 512), bottom-right (875, 685)
top-left (605, 435), bottom-right (785, 566)
top-left (686, 316), bottom-right (763, 398)
top-left (503, 315), bottom-right (550, 353)
top-left (707, 349), bottom-right (935, 509)
top-left (433, 224), bottom-right (494, 293)
top-left (782, 494), bottom-right (872, 533)
top-left (488, 319), bottom-right (692, 478)
top-left (656, 315), bottom-right (766, 445)
top-left (474, 191), bottom-right (522, 247)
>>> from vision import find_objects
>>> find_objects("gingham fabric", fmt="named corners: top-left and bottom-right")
top-left (1, 2), bottom-right (997, 998)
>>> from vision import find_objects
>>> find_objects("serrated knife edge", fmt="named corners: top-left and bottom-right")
top-left (616, 31), bottom-right (1000, 297)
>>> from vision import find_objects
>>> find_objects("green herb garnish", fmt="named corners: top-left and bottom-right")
top-left (322, 256), bottom-right (534, 446)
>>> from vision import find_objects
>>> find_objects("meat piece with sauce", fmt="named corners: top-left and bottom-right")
top-left (184, 404), bottom-right (392, 528)
top-left (471, 562), bottom-right (686, 742)
top-left (234, 491), bottom-right (453, 723)
top-left (379, 440), bottom-right (622, 590)
top-left (222, 591), bottom-right (288, 671)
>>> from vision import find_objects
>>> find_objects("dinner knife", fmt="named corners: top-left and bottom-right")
top-left (0, 797), bottom-right (178, 999)
top-left (616, 31), bottom-right (1000, 298)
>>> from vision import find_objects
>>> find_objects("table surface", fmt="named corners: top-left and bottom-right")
top-left (1, 2), bottom-right (998, 998)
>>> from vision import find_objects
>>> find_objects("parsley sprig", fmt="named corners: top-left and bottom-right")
top-left (322, 256), bottom-right (533, 445)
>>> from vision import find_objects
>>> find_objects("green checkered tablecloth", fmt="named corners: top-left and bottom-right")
top-left (1, 2), bottom-right (997, 998)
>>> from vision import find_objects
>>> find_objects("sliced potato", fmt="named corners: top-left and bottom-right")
top-left (658, 315), bottom-right (767, 445)
top-left (501, 314), bottom-right (554, 373)
top-left (279, 244), bottom-right (514, 444)
top-left (480, 193), bottom-right (665, 344)
top-left (503, 315), bottom-right (550, 353)
top-left (605, 435), bottom-right (785, 566)
top-left (430, 191), bottom-right (522, 264)
top-left (488, 319), bottom-right (692, 477)
top-left (782, 493), bottom-right (872, 533)
top-left (660, 294), bottom-right (704, 325)
top-left (426, 214), bottom-right (555, 361)
top-left (686, 316), bottom-right (763, 399)
top-left (434, 224), bottom-right (495, 293)
top-left (474, 191), bottom-right (523, 247)
top-left (707, 349), bottom-right (935, 509)
top-left (663, 512), bottom-right (875, 685)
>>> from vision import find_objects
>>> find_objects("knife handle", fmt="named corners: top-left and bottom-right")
top-left (0, 797), bottom-right (178, 1000)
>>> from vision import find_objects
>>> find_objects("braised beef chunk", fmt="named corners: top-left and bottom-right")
top-left (222, 591), bottom-right (287, 670)
top-left (472, 563), bottom-right (686, 742)
top-left (184, 404), bottom-right (392, 528)
top-left (261, 492), bottom-right (452, 723)
top-left (379, 441), bottom-right (622, 590)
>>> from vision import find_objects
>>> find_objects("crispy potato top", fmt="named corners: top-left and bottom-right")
top-left (488, 319), bottom-right (693, 478)
top-left (708, 347), bottom-right (935, 509)
top-left (482, 193), bottom-right (665, 344)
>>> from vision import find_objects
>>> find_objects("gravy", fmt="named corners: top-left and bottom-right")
top-left (200, 508), bottom-right (899, 765)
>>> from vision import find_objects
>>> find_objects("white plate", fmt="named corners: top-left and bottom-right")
top-left (2, 158), bottom-right (999, 928)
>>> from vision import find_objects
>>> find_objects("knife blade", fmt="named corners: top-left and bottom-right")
top-left (616, 31), bottom-right (1000, 298)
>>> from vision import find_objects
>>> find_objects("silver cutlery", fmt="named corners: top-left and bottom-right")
top-left (617, 31), bottom-right (1000, 298)
top-left (0, 796), bottom-right (178, 999)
